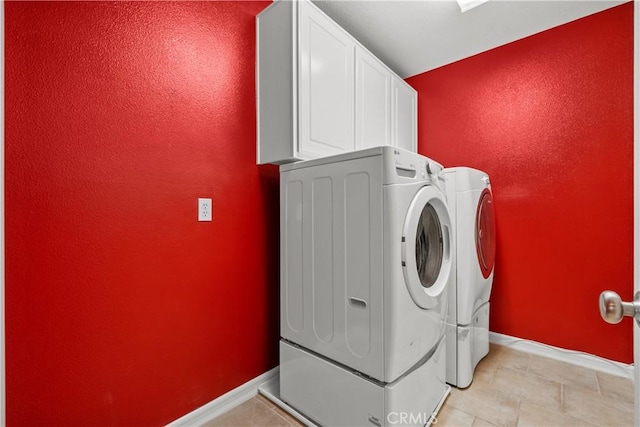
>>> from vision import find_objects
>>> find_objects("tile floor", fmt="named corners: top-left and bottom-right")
top-left (206, 344), bottom-right (634, 426)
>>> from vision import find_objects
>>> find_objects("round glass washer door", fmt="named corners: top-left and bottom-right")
top-left (402, 185), bottom-right (452, 309)
top-left (476, 188), bottom-right (496, 279)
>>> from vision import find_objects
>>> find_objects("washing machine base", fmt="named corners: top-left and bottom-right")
top-left (279, 339), bottom-right (449, 427)
top-left (445, 302), bottom-right (490, 388)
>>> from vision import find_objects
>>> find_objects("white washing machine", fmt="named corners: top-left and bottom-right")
top-left (279, 146), bottom-right (453, 426)
top-left (443, 167), bottom-right (496, 389)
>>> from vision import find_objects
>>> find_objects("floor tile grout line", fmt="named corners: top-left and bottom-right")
top-left (258, 393), bottom-right (281, 411)
top-left (514, 395), bottom-right (523, 427)
top-left (269, 405), bottom-right (298, 426)
top-left (524, 355), bottom-right (601, 393)
top-left (255, 393), bottom-right (275, 411)
top-left (594, 371), bottom-right (603, 396)
top-left (494, 360), bottom-right (568, 399)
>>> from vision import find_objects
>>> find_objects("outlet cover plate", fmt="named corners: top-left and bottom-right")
top-left (198, 198), bottom-right (212, 221)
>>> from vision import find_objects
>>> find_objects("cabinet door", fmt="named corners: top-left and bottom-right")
top-left (355, 47), bottom-right (391, 150)
top-left (298, 0), bottom-right (355, 159)
top-left (391, 77), bottom-right (417, 152)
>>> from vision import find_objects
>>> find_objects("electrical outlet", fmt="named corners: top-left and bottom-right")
top-left (198, 198), bottom-right (212, 221)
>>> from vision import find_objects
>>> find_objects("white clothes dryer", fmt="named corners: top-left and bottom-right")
top-left (443, 167), bottom-right (496, 388)
top-left (279, 147), bottom-right (453, 426)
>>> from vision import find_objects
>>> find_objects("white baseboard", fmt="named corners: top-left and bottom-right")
top-left (490, 332), bottom-right (634, 379)
top-left (166, 367), bottom-right (279, 427)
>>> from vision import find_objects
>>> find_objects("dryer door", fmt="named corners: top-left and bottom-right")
top-left (476, 188), bottom-right (496, 279)
top-left (402, 185), bottom-right (452, 309)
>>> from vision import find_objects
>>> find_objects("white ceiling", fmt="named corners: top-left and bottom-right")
top-left (311, 0), bottom-right (628, 78)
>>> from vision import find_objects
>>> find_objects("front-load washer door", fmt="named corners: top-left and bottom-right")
top-left (476, 188), bottom-right (496, 279)
top-left (402, 185), bottom-right (452, 309)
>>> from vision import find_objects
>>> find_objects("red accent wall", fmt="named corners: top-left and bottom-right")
top-left (407, 3), bottom-right (634, 363)
top-left (5, 1), bottom-right (277, 425)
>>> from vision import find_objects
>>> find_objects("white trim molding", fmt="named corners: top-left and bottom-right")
top-left (166, 367), bottom-right (279, 427)
top-left (490, 332), bottom-right (634, 379)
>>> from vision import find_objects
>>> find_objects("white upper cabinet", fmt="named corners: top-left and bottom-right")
top-left (355, 48), bottom-right (391, 150)
top-left (257, 0), bottom-right (417, 165)
top-left (392, 76), bottom-right (417, 152)
top-left (298, 1), bottom-right (355, 159)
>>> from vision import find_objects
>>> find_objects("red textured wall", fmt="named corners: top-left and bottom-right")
top-left (5, 1), bottom-right (277, 425)
top-left (407, 3), bottom-right (634, 363)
